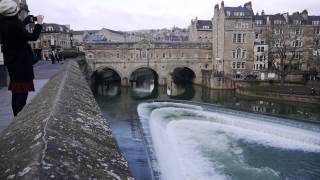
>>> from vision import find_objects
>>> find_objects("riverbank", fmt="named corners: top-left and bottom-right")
top-left (236, 87), bottom-right (320, 105)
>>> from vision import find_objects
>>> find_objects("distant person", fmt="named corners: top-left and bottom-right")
top-left (58, 51), bottom-right (64, 64)
top-left (50, 50), bottom-right (56, 64)
top-left (0, 0), bottom-right (44, 116)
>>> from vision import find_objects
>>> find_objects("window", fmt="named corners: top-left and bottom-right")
top-left (274, 20), bottom-right (283, 25)
top-left (256, 20), bottom-right (263, 25)
top-left (226, 11), bottom-right (231, 16)
top-left (261, 47), bottom-right (265, 52)
top-left (312, 21), bottom-right (320, 25)
top-left (237, 62), bottom-right (241, 69)
top-left (237, 34), bottom-right (241, 43)
top-left (163, 53), bottom-right (165, 58)
top-left (295, 29), bottom-right (301, 35)
top-left (242, 62), bottom-right (245, 69)
top-left (314, 28), bottom-right (320, 35)
top-left (233, 62), bottom-right (236, 69)
top-left (242, 50), bottom-right (246, 58)
top-left (255, 33), bottom-right (259, 39)
top-left (257, 47), bottom-right (261, 52)
top-left (236, 48), bottom-right (241, 59)
top-left (233, 34), bottom-right (237, 43)
top-left (275, 39), bottom-right (282, 47)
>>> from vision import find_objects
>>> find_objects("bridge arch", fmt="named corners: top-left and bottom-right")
top-left (91, 67), bottom-right (122, 95)
top-left (129, 66), bottom-right (160, 85)
top-left (171, 66), bottom-right (196, 84)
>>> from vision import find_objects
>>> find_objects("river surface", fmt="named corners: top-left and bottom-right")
top-left (95, 85), bottom-right (320, 180)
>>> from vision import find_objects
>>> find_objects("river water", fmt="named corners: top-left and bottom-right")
top-left (95, 85), bottom-right (320, 180)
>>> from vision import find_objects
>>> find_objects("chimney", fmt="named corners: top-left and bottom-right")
top-left (244, 1), bottom-right (252, 10)
top-left (221, 1), bottom-right (224, 8)
top-left (302, 9), bottom-right (308, 20)
top-left (214, 4), bottom-right (219, 16)
top-left (261, 10), bottom-right (265, 16)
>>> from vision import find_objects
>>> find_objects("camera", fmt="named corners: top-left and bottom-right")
top-left (29, 15), bottom-right (37, 23)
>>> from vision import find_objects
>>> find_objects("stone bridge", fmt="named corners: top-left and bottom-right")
top-left (84, 41), bottom-right (213, 86)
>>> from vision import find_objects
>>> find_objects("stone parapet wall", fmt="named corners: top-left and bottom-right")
top-left (0, 59), bottom-right (133, 179)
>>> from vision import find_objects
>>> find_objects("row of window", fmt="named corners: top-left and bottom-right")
top-left (253, 63), bottom-right (267, 70)
top-left (232, 62), bottom-right (246, 69)
top-left (257, 20), bottom-right (320, 26)
top-left (232, 48), bottom-right (246, 59)
top-left (226, 11), bottom-right (245, 17)
top-left (233, 33), bottom-right (246, 43)
top-left (257, 46), bottom-right (265, 52)
top-left (256, 55), bottom-right (267, 62)
top-left (101, 52), bottom-right (210, 59)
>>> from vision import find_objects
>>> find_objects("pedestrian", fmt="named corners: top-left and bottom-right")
top-left (0, 0), bottom-right (44, 116)
top-left (55, 50), bottom-right (60, 63)
top-left (50, 50), bottom-right (56, 64)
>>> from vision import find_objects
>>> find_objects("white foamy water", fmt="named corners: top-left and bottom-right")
top-left (138, 102), bottom-right (320, 180)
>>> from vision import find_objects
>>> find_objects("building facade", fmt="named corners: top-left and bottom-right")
top-left (211, 1), bottom-right (320, 80)
top-left (30, 23), bottom-right (72, 59)
top-left (189, 18), bottom-right (212, 42)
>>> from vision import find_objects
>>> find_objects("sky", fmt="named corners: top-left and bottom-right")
top-left (27, 0), bottom-right (320, 31)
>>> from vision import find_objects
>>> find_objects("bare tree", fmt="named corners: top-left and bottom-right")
top-left (268, 25), bottom-right (301, 85)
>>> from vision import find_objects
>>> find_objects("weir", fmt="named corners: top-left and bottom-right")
top-left (138, 101), bottom-right (320, 180)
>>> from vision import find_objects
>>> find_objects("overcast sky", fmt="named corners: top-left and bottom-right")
top-left (27, 0), bottom-right (320, 31)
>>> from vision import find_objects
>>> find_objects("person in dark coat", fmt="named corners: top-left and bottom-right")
top-left (0, 0), bottom-right (44, 116)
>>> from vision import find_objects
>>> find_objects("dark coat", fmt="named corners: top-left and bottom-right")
top-left (0, 15), bottom-right (42, 82)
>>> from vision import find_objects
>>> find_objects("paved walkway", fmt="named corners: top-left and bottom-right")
top-left (0, 61), bottom-right (63, 131)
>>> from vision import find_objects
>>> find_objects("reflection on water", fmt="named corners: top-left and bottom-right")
top-left (95, 85), bottom-right (320, 180)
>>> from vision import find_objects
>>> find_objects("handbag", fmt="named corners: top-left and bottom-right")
top-left (26, 44), bottom-right (39, 65)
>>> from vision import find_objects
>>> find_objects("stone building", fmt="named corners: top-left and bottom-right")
top-left (189, 17), bottom-right (212, 42)
top-left (30, 23), bottom-right (72, 59)
top-left (212, 1), bottom-right (255, 79)
top-left (211, 1), bottom-right (320, 80)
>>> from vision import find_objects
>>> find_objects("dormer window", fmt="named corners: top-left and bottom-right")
top-left (234, 12), bottom-right (244, 16)
top-left (313, 21), bottom-right (320, 25)
top-left (226, 11), bottom-right (231, 16)
top-left (60, 27), bottom-right (64, 32)
top-left (274, 20), bottom-right (283, 25)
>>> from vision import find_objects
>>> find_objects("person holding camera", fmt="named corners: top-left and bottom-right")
top-left (0, 0), bottom-right (44, 116)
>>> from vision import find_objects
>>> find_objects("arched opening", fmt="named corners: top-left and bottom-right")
top-left (129, 68), bottom-right (159, 98)
top-left (171, 67), bottom-right (196, 85)
top-left (168, 67), bottom-right (196, 99)
top-left (92, 68), bottom-right (121, 96)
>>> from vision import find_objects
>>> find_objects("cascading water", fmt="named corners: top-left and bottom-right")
top-left (138, 102), bottom-right (320, 180)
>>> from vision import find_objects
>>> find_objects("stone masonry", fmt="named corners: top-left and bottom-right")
top-left (0, 59), bottom-right (133, 180)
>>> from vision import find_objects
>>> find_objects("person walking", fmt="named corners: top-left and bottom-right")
top-left (0, 0), bottom-right (44, 116)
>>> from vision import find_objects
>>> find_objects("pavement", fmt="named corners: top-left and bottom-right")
top-left (0, 60), bottom-right (63, 132)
